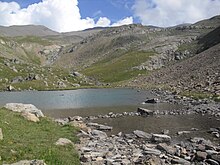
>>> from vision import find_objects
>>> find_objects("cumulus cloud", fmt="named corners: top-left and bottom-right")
top-left (0, 0), bottom-right (133, 32)
top-left (112, 17), bottom-right (133, 27)
top-left (132, 0), bottom-right (220, 27)
top-left (96, 17), bottom-right (111, 27)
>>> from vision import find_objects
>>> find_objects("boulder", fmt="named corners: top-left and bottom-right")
top-left (144, 98), bottom-right (159, 104)
top-left (171, 157), bottom-right (191, 165)
top-left (4, 103), bottom-right (44, 118)
top-left (137, 107), bottom-right (154, 116)
top-left (87, 123), bottom-right (112, 131)
top-left (151, 134), bottom-right (171, 143)
top-left (196, 151), bottom-right (207, 161)
top-left (205, 159), bottom-right (219, 165)
top-left (91, 130), bottom-right (107, 139)
top-left (133, 130), bottom-right (152, 139)
top-left (211, 155), bottom-right (220, 163)
top-left (143, 147), bottom-right (161, 156)
top-left (7, 85), bottom-right (15, 91)
top-left (21, 112), bottom-right (39, 122)
top-left (11, 76), bottom-right (24, 84)
top-left (156, 143), bottom-right (176, 155)
top-left (55, 138), bottom-right (73, 146)
top-left (72, 71), bottom-right (82, 77)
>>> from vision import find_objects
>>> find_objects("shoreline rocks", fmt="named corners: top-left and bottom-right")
top-left (56, 111), bottom-right (220, 165)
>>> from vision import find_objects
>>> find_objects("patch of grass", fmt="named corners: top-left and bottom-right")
top-left (14, 36), bottom-right (51, 46)
top-left (0, 108), bottom-right (80, 165)
top-left (177, 41), bottom-right (199, 53)
top-left (82, 51), bottom-right (154, 83)
top-left (180, 91), bottom-right (212, 100)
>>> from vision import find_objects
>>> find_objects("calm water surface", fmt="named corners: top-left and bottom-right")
top-left (0, 88), bottom-right (219, 142)
top-left (0, 88), bottom-right (150, 110)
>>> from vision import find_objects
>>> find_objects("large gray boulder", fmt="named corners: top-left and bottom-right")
top-left (4, 103), bottom-right (44, 118)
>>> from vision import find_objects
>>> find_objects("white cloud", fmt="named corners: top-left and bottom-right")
top-left (96, 17), bottom-right (111, 27)
top-left (132, 0), bottom-right (220, 27)
top-left (112, 17), bottom-right (133, 27)
top-left (0, 0), bottom-right (133, 32)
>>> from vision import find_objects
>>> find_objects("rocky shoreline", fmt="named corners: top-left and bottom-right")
top-left (55, 92), bottom-right (220, 165)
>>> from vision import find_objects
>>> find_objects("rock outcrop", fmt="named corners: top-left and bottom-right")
top-left (4, 103), bottom-right (44, 122)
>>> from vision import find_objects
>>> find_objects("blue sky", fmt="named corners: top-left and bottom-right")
top-left (0, 0), bottom-right (220, 32)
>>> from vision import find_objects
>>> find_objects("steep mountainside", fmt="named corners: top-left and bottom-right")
top-left (53, 15), bottom-right (220, 83)
top-left (0, 15), bottom-right (219, 92)
top-left (127, 27), bottom-right (220, 97)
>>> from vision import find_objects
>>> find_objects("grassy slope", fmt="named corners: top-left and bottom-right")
top-left (0, 56), bottom-right (91, 91)
top-left (82, 51), bottom-right (154, 83)
top-left (0, 108), bottom-right (80, 165)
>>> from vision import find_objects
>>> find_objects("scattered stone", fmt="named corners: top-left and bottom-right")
top-left (177, 131), bottom-right (191, 135)
top-left (72, 71), bottom-right (82, 77)
top-left (211, 154), bottom-right (220, 163)
top-left (171, 156), bottom-right (191, 165)
top-left (55, 138), bottom-right (73, 146)
top-left (133, 130), bottom-right (152, 139)
top-left (143, 147), bottom-right (161, 156)
top-left (196, 151), bottom-right (207, 161)
top-left (161, 129), bottom-right (169, 135)
top-left (137, 107), bottom-right (154, 116)
top-left (151, 134), bottom-right (171, 143)
top-left (156, 143), bottom-right (176, 155)
top-left (87, 123), bottom-right (112, 131)
top-left (91, 130), bottom-right (107, 139)
top-left (11, 76), bottom-right (24, 84)
top-left (7, 85), bottom-right (15, 91)
top-left (144, 98), bottom-right (159, 104)
top-left (205, 159), bottom-right (219, 165)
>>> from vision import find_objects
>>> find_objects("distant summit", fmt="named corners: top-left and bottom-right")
top-left (0, 25), bottom-right (59, 37)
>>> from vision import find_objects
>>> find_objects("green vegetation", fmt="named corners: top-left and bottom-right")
top-left (180, 91), bottom-right (212, 100)
top-left (0, 108), bottom-right (80, 165)
top-left (82, 51), bottom-right (154, 83)
top-left (0, 57), bottom-right (90, 91)
top-left (14, 36), bottom-right (51, 46)
top-left (177, 41), bottom-right (199, 53)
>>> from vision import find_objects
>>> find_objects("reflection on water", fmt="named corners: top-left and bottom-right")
top-left (95, 115), bottom-right (220, 143)
top-left (43, 103), bottom-right (183, 118)
top-left (0, 88), bottom-right (152, 110)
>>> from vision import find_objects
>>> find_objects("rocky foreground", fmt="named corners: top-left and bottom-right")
top-left (55, 92), bottom-right (220, 165)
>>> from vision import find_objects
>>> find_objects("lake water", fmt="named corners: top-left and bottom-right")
top-left (0, 88), bottom-right (151, 110)
top-left (0, 88), bottom-right (219, 143)
top-left (0, 88), bottom-right (181, 118)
